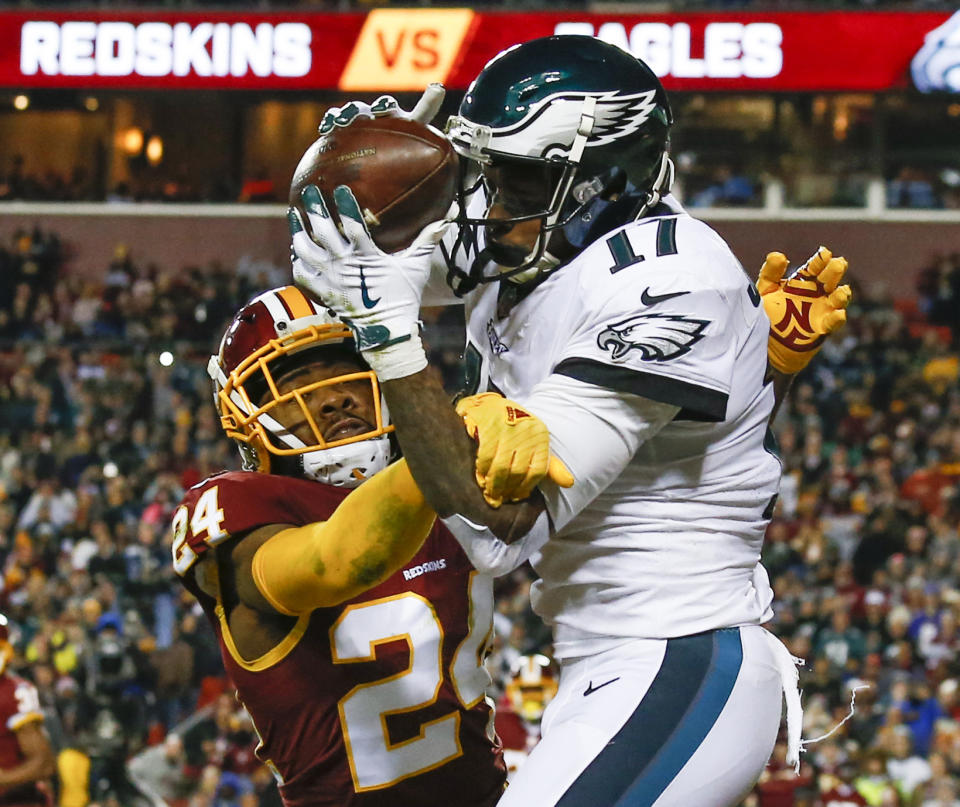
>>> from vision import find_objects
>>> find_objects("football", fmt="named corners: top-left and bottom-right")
top-left (289, 115), bottom-right (459, 254)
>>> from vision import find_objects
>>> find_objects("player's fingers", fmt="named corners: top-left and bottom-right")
top-left (458, 410), bottom-right (480, 442)
top-left (333, 185), bottom-right (378, 255)
top-left (298, 186), bottom-right (349, 256)
top-left (370, 95), bottom-right (401, 117)
top-left (758, 252), bottom-right (789, 294)
top-left (818, 256), bottom-right (848, 293)
top-left (474, 435), bottom-right (497, 482)
top-left (504, 447), bottom-right (551, 503)
top-left (481, 488), bottom-right (503, 509)
top-left (820, 308), bottom-right (847, 333)
top-left (547, 455), bottom-right (575, 489)
top-left (482, 449), bottom-right (516, 506)
top-left (455, 392), bottom-right (500, 416)
top-left (828, 285), bottom-right (852, 310)
top-left (797, 246), bottom-right (832, 280)
top-left (287, 206), bottom-right (307, 239)
top-left (410, 83), bottom-right (446, 125)
top-left (318, 106), bottom-right (342, 135)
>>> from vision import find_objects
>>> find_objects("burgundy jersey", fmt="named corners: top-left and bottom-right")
top-left (172, 471), bottom-right (505, 807)
top-left (0, 675), bottom-right (46, 806)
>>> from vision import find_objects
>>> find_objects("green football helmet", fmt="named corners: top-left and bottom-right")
top-left (443, 35), bottom-right (674, 293)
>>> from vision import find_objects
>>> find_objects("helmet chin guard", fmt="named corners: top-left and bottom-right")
top-left (300, 437), bottom-right (393, 488)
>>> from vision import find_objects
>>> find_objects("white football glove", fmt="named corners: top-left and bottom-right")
top-left (318, 84), bottom-right (447, 135)
top-left (289, 184), bottom-right (455, 381)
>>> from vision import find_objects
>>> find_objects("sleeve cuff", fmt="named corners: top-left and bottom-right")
top-left (8, 711), bottom-right (43, 731)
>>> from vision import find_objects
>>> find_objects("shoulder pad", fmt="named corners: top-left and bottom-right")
top-left (169, 472), bottom-right (349, 577)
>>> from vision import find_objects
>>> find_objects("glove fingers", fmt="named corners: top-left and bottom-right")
top-left (410, 83), bottom-right (446, 124)
top-left (455, 392), bottom-right (498, 417)
top-left (758, 252), bottom-right (789, 294)
top-left (481, 489), bottom-right (503, 509)
top-left (547, 456), bottom-right (575, 489)
top-left (828, 284), bottom-right (852, 310)
top-left (370, 96), bottom-right (401, 117)
top-left (818, 257), bottom-right (848, 294)
top-left (798, 246), bottom-right (832, 280)
top-left (298, 186), bottom-right (350, 257)
top-left (318, 101), bottom-right (370, 135)
top-left (482, 450), bottom-right (516, 505)
top-left (820, 308), bottom-right (847, 333)
top-left (333, 185), bottom-right (377, 255)
top-left (507, 450), bottom-right (551, 503)
top-left (406, 217), bottom-right (455, 255)
top-left (474, 437), bottom-right (497, 481)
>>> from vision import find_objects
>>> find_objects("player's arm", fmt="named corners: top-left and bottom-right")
top-left (384, 367), bottom-right (678, 542)
top-left (233, 459), bottom-right (436, 615)
top-left (382, 368), bottom-right (550, 543)
top-left (0, 720), bottom-right (55, 790)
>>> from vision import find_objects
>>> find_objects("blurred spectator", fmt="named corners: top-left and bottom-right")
top-left (887, 167), bottom-right (943, 210)
top-left (689, 163), bottom-right (759, 207)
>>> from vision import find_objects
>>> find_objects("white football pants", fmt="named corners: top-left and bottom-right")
top-left (496, 626), bottom-right (788, 807)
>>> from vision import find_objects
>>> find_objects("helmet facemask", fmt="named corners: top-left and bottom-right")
top-left (209, 295), bottom-right (395, 487)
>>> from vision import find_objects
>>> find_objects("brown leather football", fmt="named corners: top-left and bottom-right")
top-left (290, 116), bottom-right (458, 254)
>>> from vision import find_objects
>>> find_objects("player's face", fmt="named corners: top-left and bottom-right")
top-left (482, 162), bottom-right (560, 265)
top-left (269, 357), bottom-right (378, 446)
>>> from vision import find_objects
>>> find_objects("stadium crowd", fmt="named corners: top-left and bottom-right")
top-left (1, 223), bottom-right (959, 806)
top-left (3, 155), bottom-right (957, 211)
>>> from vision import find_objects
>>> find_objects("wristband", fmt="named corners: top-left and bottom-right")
top-left (361, 328), bottom-right (428, 382)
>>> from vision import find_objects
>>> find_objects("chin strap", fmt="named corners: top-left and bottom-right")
top-left (634, 154), bottom-right (675, 221)
top-left (506, 250), bottom-right (562, 286)
top-left (512, 95), bottom-right (599, 278)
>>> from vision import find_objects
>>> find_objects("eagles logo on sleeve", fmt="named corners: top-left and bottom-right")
top-left (597, 313), bottom-right (709, 362)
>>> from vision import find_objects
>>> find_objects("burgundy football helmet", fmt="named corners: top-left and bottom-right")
top-left (208, 286), bottom-right (393, 486)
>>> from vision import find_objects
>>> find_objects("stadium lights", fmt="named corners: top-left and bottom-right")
top-left (146, 135), bottom-right (163, 165)
top-left (12, 94), bottom-right (29, 110)
top-left (121, 126), bottom-right (144, 155)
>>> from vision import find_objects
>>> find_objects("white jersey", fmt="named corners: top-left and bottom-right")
top-left (433, 196), bottom-right (780, 657)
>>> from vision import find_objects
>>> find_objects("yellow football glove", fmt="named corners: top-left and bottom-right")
top-left (757, 246), bottom-right (852, 375)
top-left (456, 392), bottom-right (574, 508)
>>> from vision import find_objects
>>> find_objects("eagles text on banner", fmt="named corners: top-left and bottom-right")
top-left (0, 9), bottom-right (955, 92)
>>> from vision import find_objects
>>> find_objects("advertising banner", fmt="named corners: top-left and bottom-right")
top-left (1, 9), bottom-right (955, 93)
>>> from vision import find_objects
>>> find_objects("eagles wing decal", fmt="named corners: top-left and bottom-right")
top-left (481, 89), bottom-right (661, 159)
top-left (597, 313), bottom-right (709, 362)
top-left (588, 89), bottom-right (660, 147)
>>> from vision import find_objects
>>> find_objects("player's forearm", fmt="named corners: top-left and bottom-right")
top-left (381, 367), bottom-right (544, 542)
top-left (252, 460), bottom-right (435, 612)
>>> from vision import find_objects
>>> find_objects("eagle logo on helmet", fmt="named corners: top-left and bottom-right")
top-left (530, 89), bottom-right (661, 159)
top-left (597, 313), bottom-right (709, 362)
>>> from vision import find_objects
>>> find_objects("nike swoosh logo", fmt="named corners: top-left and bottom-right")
top-left (641, 288), bottom-right (689, 306)
top-left (359, 266), bottom-right (380, 309)
top-left (583, 677), bottom-right (620, 697)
